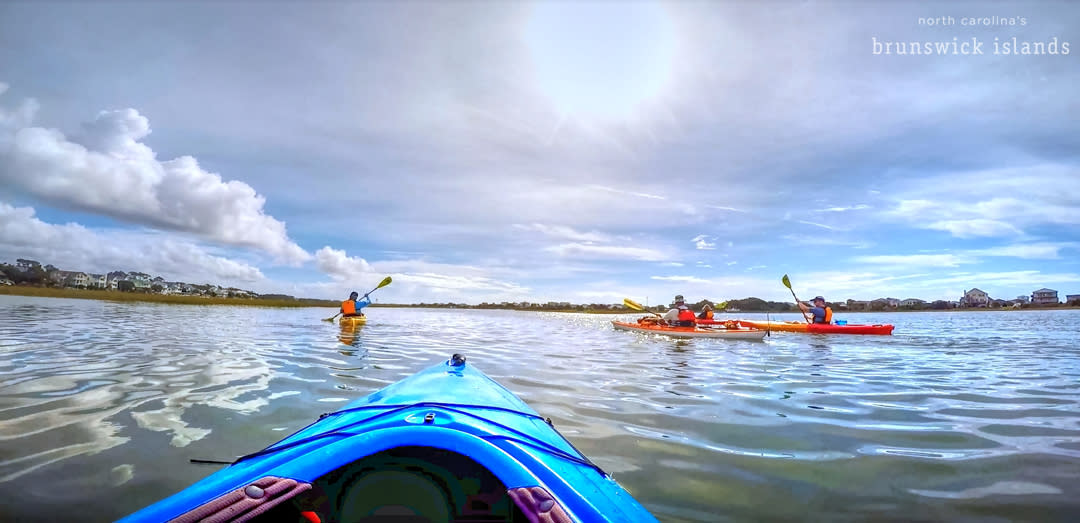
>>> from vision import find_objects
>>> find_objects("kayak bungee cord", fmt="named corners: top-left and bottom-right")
top-left (228, 401), bottom-right (607, 476)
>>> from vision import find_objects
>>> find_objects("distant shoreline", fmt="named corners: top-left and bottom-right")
top-left (3, 286), bottom-right (1075, 312)
top-left (0, 286), bottom-right (337, 308)
top-left (370, 304), bottom-right (1080, 313)
top-left (368, 304), bottom-right (635, 314)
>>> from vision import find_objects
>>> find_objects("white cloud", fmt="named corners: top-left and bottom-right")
top-left (314, 246), bottom-right (373, 280)
top-left (707, 205), bottom-right (747, 213)
top-left (0, 83), bottom-right (39, 135)
top-left (692, 234), bottom-right (716, 250)
top-left (651, 275), bottom-right (711, 284)
top-left (0, 92), bottom-right (309, 264)
top-left (885, 165), bottom-right (1080, 238)
top-left (391, 273), bottom-right (528, 294)
top-left (855, 254), bottom-right (972, 267)
top-left (586, 184), bottom-right (666, 200)
top-left (780, 235), bottom-right (873, 248)
top-left (797, 220), bottom-right (838, 231)
top-left (790, 268), bottom-right (1080, 303)
top-left (853, 243), bottom-right (1072, 270)
top-left (970, 242), bottom-right (1072, 260)
top-left (310, 246), bottom-right (529, 301)
top-left (512, 223), bottom-right (612, 243)
top-left (926, 219), bottom-right (1023, 239)
top-left (0, 202), bottom-right (264, 283)
top-left (544, 242), bottom-right (668, 261)
top-left (818, 204), bottom-right (870, 212)
top-left (914, 270), bottom-right (1080, 289)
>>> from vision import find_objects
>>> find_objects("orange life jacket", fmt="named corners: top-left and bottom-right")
top-left (341, 299), bottom-right (356, 315)
top-left (698, 310), bottom-right (714, 320)
top-left (824, 306), bottom-right (833, 324)
top-left (677, 307), bottom-right (696, 323)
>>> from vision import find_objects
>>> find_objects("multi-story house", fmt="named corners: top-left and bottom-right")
top-left (1066, 294), bottom-right (1080, 304)
top-left (900, 298), bottom-right (926, 307)
top-left (1031, 288), bottom-right (1059, 305)
top-left (162, 282), bottom-right (185, 294)
top-left (960, 288), bottom-right (990, 307)
top-left (70, 272), bottom-right (90, 287)
top-left (107, 272), bottom-right (128, 290)
top-left (87, 274), bottom-right (107, 288)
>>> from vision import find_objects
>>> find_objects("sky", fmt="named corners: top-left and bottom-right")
top-left (1, 0), bottom-right (1078, 305)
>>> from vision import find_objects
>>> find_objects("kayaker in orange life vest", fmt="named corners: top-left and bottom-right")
top-left (798, 296), bottom-right (833, 324)
top-left (697, 304), bottom-right (714, 320)
top-left (661, 295), bottom-right (697, 327)
top-left (341, 291), bottom-right (371, 317)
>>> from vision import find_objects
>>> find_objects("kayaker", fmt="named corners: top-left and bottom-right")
top-left (798, 295), bottom-right (833, 324)
top-left (697, 304), bottom-right (714, 320)
top-left (341, 291), bottom-right (370, 317)
top-left (662, 295), bottom-right (697, 326)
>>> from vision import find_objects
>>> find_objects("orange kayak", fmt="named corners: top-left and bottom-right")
top-left (612, 320), bottom-right (766, 340)
top-left (731, 320), bottom-right (894, 335)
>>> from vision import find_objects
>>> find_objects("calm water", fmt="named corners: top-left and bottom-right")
top-left (1, 296), bottom-right (1079, 522)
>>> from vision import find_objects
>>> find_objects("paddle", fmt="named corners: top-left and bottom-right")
top-left (626, 298), bottom-right (665, 317)
top-left (782, 274), bottom-right (812, 323)
top-left (323, 276), bottom-right (393, 322)
top-left (622, 296), bottom-right (660, 317)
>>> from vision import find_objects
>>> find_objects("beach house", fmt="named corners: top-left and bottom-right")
top-left (1031, 288), bottom-right (1059, 305)
top-left (960, 288), bottom-right (990, 307)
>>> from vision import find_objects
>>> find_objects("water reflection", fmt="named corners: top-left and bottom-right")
top-left (1, 299), bottom-right (1079, 522)
top-left (338, 323), bottom-right (362, 347)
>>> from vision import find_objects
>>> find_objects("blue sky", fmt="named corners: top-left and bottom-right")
top-left (1, 1), bottom-right (1078, 304)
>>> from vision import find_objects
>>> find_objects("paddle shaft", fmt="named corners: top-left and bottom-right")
top-left (786, 286), bottom-right (812, 323)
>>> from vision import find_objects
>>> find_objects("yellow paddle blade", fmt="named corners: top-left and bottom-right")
top-left (782, 274), bottom-right (792, 289)
top-left (377, 276), bottom-right (392, 288)
top-left (623, 298), bottom-right (645, 311)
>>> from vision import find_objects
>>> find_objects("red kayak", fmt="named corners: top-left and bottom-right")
top-left (700, 319), bottom-right (895, 335)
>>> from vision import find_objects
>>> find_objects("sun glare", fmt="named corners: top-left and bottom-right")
top-left (525, 1), bottom-right (676, 121)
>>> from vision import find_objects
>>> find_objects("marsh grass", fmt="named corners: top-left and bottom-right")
top-left (0, 286), bottom-right (337, 308)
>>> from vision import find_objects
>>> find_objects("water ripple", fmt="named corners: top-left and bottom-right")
top-left (1, 298), bottom-right (1079, 521)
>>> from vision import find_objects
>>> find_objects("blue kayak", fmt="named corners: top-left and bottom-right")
top-left (121, 354), bottom-right (659, 522)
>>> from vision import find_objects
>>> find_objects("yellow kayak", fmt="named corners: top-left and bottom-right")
top-left (339, 315), bottom-right (367, 327)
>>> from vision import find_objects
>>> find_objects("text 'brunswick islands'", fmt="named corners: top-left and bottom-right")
top-left (872, 36), bottom-right (1070, 55)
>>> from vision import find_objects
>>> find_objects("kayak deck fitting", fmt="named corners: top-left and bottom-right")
top-left (121, 354), bottom-right (659, 523)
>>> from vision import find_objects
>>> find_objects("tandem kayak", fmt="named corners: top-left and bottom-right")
top-left (733, 320), bottom-right (895, 335)
top-left (121, 354), bottom-right (659, 523)
top-left (339, 315), bottom-right (367, 327)
top-left (612, 320), bottom-right (767, 340)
